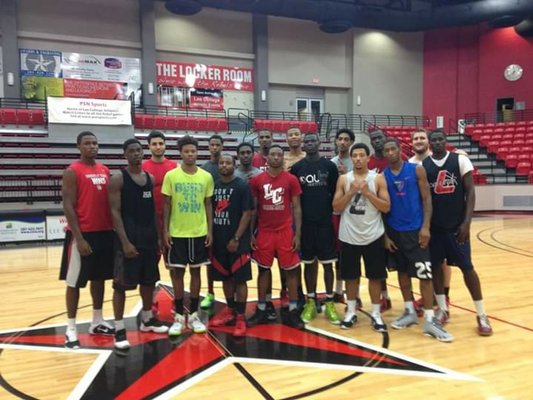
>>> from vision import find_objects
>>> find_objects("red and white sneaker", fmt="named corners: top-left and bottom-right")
top-left (413, 297), bottom-right (424, 317)
top-left (280, 289), bottom-right (289, 309)
top-left (233, 314), bottom-right (247, 337)
top-left (435, 308), bottom-right (450, 325)
top-left (477, 314), bottom-right (493, 336)
top-left (380, 297), bottom-right (392, 312)
top-left (209, 307), bottom-right (236, 327)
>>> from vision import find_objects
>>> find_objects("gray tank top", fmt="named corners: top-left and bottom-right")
top-left (338, 170), bottom-right (384, 245)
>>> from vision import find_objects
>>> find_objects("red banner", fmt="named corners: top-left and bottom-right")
top-left (156, 62), bottom-right (253, 91)
top-left (63, 79), bottom-right (128, 99)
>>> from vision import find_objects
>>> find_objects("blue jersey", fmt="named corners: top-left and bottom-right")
top-left (384, 162), bottom-right (423, 231)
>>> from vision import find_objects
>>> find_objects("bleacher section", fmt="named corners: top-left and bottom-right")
top-left (0, 108), bottom-right (46, 128)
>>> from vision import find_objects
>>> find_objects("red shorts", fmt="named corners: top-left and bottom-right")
top-left (332, 214), bottom-right (341, 252)
top-left (252, 227), bottom-right (301, 270)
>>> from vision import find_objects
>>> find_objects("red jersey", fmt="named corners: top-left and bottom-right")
top-left (142, 158), bottom-right (177, 216)
top-left (68, 161), bottom-right (113, 232)
top-left (369, 153), bottom-right (407, 173)
top-left (250, 171), bottom-right (302, 231)
top-left (252, 153), bottom-right (268, 171)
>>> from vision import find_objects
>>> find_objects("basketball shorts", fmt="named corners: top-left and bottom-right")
top-left (113, 238), bottom-right (160, 291)
top-left (167, 236), bottom-right (210, 268)
top-left (210, 251), bottom-right (252, 283)
top-left (252, 227), bottom-right (301, 270)
top-left (339, 236), bottom-right (387, 280)
top-left (386, 229), bottom-right (432, 280)
top-left (301, 219), bottom-right (337, 265)
top-left (429, 230), bottom-right (474, 271)
top-left (59, 230), bottom-right (114, 288)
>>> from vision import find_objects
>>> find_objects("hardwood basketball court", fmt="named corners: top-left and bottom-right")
top-left (1, 213), bottom-right (532, 399)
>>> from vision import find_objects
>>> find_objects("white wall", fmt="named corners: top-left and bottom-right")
top-left (475, 185), bottom-right (533, 211)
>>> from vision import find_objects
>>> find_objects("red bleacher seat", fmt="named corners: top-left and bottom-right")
top-left (470, 129), bottom-right (482, 140)
top-left (503, 127), bottom-right (515, 133)
top-left (516, 126), bottom-right (527, 133)
top-left (502, 133), bottom-right (514, 140)
top-left (518, 154), bottom-right (531, 163)
top-left (31, 109), bottom-right (45, 125)
top-left (134, 114), bottom-right (145, 129)
top-left (176, 117), bottom-right (188, 130)
top-left (217, 118), bottom-right (229, 132)
top-left (500, 140), bottom-right (513, 147)
top-left (1, 108), bottom-right (18, 126)
top-left (496, 147), bottom-right (509, 160)
top-left (487, 140), bottom-right (500, 153)
top-left (494, 127), bottom-right (504, 134)
top-left (152, 115), bottom-right (166, 130)
top-left (197, 119), bottom-right (209, 131)
top-left (186, 117), bottom-right (199, 131)
top-left (509, 146), bottom-right (521, 154)
top-left (516, 161), bottom-right (531, 175)
top-left (505, 154), bottom-right (519, 168)
top-left (166, 116), bottom-right (178, 131)
top-left (17, 109), bottom-right (31, 126)
top-left (513, 139), bottom-right (526, 147)
top-left (479, 134), bottom-right (491, 145)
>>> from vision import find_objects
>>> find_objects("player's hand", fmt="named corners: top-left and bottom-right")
top-left (163, 232), bottom-right (172, 250)
top-left (77, 238), bottom-right (93, 256)
top-left (291, 234), bottom-right (301, 252)
top-left (337, 163), bottom-right (347, 175)
top-left (226, 239), bottom-right (239, 253)
top-left (456, 222), bottom-right (470, 244)
top-left (359, 180), bottom-right (369, 196)
top-left (205, 233), bottom-right (213, 247)
top-left (349, 180), bottom-right (360, 195)
top-left (418, 227), bottom-right (430, 249)
top-left (384, 235), bottom-right (398, 252)
top-left (123, 241), bottom-right (139, 258)
top-left (250, 235), bottom-right (257, 251)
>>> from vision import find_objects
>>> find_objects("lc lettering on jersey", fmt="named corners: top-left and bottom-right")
top-left (263, 184), bottom-right (284, 205)
top-left (432, 170), bottom-right (457, 194)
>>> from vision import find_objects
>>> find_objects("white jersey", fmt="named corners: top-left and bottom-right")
top-left (338, 170), bottom-right (384, 246)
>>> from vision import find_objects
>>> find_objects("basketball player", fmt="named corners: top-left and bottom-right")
top-left (200, 134), bottom-right (224, 311)
top-left (248, 145), bottom-right (304, 329)
top-left (235, 142), bottom-right (261, 183)
top-left (109, 139), bottom-right (169, 353)
top-left (291, 133), bottom-right (340, 325)
top-left (252, 129), bottom-right (273, 171)
top-left (284, 126), bottom-right (306, 171)
top-left (382, 138), bottom-right (453, 342)
top-left (60, 131), bottom-right (115, 349)
top-left (423, 130), bottom-right (492, 336)
top-left (209, 154), bottom-right (254, 337)
top-left (162, 135), bottom-right (214, 336)
top-left (332, 143), bottom-right (390, 332)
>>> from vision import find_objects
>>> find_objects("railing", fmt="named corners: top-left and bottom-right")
top-left (465, 109), bottom-right (533, 125)
top-left (135, 104), bottom-right (227, 119)
top-left (0, 98), bottom-right (46, 109)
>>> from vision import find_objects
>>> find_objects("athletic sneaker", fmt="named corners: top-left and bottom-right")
top-left (280, 289), bottom-right (289, 308)
top-left (340, 313), bottom-right (357, 329)
top-left (188, 312), bottom-right (207, 333)
top-left (169, 314), bottom-right (185, 336)
top-left (315, 297), bottom-right (323, 314)
top-left (435, 308), bottom-right (450, 325)
top-left (65, 329), bottom-right (80, 349)
top-left (285, 309), bottom-right (304, 329)
top-left (210, 307), bottom-right (236, 327)
top-left (391, 310), bottom-right (419, 329)
top-left (380, 297), bottom-right (392, 312)
top-left (413, 297), bottom-right (424, 317)
top-left (324, 301), bottom-right (341, 325)
top-left (247, 308), bottom-right (269, 327)
top-left (233, 314), bottom-right (247, 337)
top-left (333, 292), bottom-right (346, 304)
top-left (89, 321), bottom-right (115, 336)
top-left (140, 317), bottom-right (169, 334)
top-left (266, 301), bottom-right (278, 321)
top-left (200, 293), bottom-right (215, 310)
top-left (300, 299), bottom-right (317, 323)
top-left (114, 329), bottom-right (131, 351)
top-left (477, 314), bottom-right (493, 336)
top-left (423, 318), bottom-right (454, 342)
top-left (371, 317), bottom-right (388, 333)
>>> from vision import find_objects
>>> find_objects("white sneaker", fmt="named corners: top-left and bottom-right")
top-left (391, 309), bottom-right (418, 329)
top-left (188, 312), bottom-right (206, 333)
top-left (65, 328), bottom-right (80, 349)
top-left (169, 314), bottom-right (185, 336)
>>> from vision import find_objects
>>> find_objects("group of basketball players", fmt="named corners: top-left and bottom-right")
top-left (60, 125), bottom-right (492, 354)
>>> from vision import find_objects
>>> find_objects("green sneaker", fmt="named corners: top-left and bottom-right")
top-left (300, 299), bottom-right (317, 323)
top-left (324, 301), bottom-right (341, 325)
top-left (200, 293), bottom-right (215, 310)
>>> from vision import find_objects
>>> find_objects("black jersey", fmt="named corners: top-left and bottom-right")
top-left (120, 169), bottom-right (157, 249)
top-left (212, 177), bottom-right (254, 253)
top-left (291, 157), bottom-right (339, 222)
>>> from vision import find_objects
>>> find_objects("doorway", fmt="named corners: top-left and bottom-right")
top-left (296, 98), bottom-right (323, 121)
top-left (496, 97), bottom-right (514, 122)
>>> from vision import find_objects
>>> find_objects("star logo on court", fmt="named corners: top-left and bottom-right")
top-left (0, 284), bottom-right (479, 399)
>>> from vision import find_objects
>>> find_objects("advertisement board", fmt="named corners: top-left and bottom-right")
top-left (0, 215), bottom-right (46, 243)
top-left (48, 97), bottom-right (132, 125)
top-left (46, 215), bottom-right (67, 240)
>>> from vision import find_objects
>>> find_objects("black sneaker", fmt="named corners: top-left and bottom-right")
top-left (340, 314), bottom-right (358, 329)
top-left (266, 301), bottom-right (278, 321)
top-left (247, 308), bottom-right (269, 327)
top-left (89, 322), bottom-right (115, 336)
top-left (140, 317), bottom-right (169, 334)
top-left (371, 317), bottom-right (388, 333)
top-left (315, 298), bottom-right (323, 314)
top-left (285, 309), bottom-right (304, 329)
top-left (114, 329), bottom-right (130, 356)
top-left (64, 331), bottom-right (80, 349)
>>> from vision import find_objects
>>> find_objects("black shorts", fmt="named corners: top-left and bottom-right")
top-left (339, 236), bottom-right (387, 280)
top-left (113, 238), bottom-right (160, 291)
top-left (430, 230), bottom-right (474, 272)
top-left (301, 219), bottom-right (337, 265)
top-left (167, 236), bottom-right (210, 268)
top-left (386, 229), bottom-right (432, 280)
top-left (210, 251), bottom-right (252, 283)
top-left (59, 230), bottom-right (114, 288)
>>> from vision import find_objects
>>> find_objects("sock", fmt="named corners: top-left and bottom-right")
top-left (424, 309), bottom-right (435, 322)
top-left (67, 318), bottom-right (77, 331)
top-left (190, 298), bottom-right (199, 313)
top-left (326, 293), bottom-right (334, 300)
top-left (371, 303), bottom-right (381, 318)
top-left (289, 301), bottom-right (298, 311)
top-left (234, 301), bottom-right (246, 315)
top-left (474, 300), bottom-right (486, 316)
top-left (346, 300), bottom-right (356, 315)
top-left (115, 320), bottom-right (125, 331)
top-left (174, 298), bottom-right (184, 315)
top-left (257, 301), bottom-right (266, 311)
top-left (381, 290), bottom-right (390, 300)
top-left (335, 280), bottom-right (343, 294)
top-left (444, 287), bottom-right (450, 297)
top-left (405, 301), bottom-right (415, 314)
top-left (435, 294), bottom-right (448, 311)
top-left (265, 293), bottom-right (272, 302)
top-left (307, 292), bottom-right (315, 299)
top-left (141, 309), bottom-right (153, 323)
top-left (92, 309), bottom-right (103, 325)
top-left (226, 297), bottom-right (236, 309)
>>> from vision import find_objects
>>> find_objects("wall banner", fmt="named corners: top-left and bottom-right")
top-left (46, 215), bottom-right (67, 241)
top-left (0, 215), bottom-right (46, 243)
top-left (47, 97), bottom-right (132, 125)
